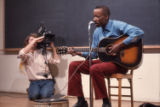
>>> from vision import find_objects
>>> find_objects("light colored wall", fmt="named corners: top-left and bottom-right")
top-left (0, 0), bottom-right (160, 102)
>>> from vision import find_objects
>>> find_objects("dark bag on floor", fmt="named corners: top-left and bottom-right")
top-left (139, 103), bottom-right (160, 107)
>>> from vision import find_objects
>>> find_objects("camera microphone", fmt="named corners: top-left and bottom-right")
top-left (37, 24), bottom-right (46, 36)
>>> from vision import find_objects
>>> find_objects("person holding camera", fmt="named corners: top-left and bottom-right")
top-left (18, 33), bottom-right (60, 100)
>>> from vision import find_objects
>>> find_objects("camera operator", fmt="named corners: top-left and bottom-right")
top-left (18, 33), bottom-right (60, 100)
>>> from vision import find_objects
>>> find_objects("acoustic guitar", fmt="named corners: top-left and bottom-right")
top-left (57, 35), bottom-right (143, 69)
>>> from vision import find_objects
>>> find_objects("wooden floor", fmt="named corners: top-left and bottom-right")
top-left (0, 92), bottom-right (160, 107)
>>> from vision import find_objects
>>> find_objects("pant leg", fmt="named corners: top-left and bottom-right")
top-left (68, 60), bottom-right (102, 97)
top-left (90, 61), bottom-right (121, 99)
top-left (40, 80), bottom-right (54, 98)
top-left (28, 81), bottom-right (40, 100)
top-left (68, 60), bottom-right (90, 97)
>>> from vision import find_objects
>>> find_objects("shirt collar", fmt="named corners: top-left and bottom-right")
top-left (103, 19), bottom-right (112, 32)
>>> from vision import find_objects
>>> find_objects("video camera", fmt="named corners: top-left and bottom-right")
top-left (36, 24), bottom-right (55, 49)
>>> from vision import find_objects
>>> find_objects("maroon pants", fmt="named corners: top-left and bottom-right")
top-left (67, 59), bottom-right (127, 99)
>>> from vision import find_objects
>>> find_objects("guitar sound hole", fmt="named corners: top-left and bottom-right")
top-left (105, 44), bottom-right (112, 55)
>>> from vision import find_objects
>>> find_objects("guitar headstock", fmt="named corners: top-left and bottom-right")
top-left (56, 46), bottom-right (68, 54)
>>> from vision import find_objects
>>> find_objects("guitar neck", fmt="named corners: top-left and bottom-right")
top-left (56, 47), bottom-right (106, 54)
top-left (73, 47), bottom-right (105, 52)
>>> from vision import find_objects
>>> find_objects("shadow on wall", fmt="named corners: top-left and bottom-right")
top-left (11, 77), bottom-right (29, 93)
top-left (49, 56), bottom-right (69, 95)
top-left (49, 57), bottom-right (68, 78)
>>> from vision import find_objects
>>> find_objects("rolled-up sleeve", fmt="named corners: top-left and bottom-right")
top-left (117, 21), bottom-right (144, 45)
top-left (18, 49), bottom-right (31, 62)
top-left (49, 58), bottom-right (60, 64)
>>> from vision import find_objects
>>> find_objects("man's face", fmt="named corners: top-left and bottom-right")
top-left (93, 8), bottom-right (109, 27)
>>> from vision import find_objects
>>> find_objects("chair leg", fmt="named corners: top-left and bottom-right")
top-left (118, 78), bottom-right (122, 107)
top-left (48, 103), bottom-right (51, 107)
top-left (129, 79), bottom-right (134, 107)
top-left (107, 78), bottom-right (112, 106)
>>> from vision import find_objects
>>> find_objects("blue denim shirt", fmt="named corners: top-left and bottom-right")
top-left (82, 19), bottom-right (144, 59)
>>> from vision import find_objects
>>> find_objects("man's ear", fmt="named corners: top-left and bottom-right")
top-left (105, 15), bottom-right (109, 20)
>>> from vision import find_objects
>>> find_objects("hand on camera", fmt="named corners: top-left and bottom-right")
top-left (30, 36), bottom-right (44, 45)
top-left (35, 36), bottom-right (45, 43)
top-left (50, 42), bottom-right (56, 49)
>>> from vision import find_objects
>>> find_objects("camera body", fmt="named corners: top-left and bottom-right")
top-left (37, 33), bottom-right (55, 49)
top-left (36, 24), bottom-right (55, 49)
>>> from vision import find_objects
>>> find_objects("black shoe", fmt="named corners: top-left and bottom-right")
top-left (73, 100), bottom-right (88, 107)
top-left (102, 103), bottom-right (111, 107)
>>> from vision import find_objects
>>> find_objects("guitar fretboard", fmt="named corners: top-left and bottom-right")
top-left (73, 47), bottom-right (106, 53)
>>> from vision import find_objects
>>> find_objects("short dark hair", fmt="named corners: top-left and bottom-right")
top-left (95, 5), bottom-right (110, 16)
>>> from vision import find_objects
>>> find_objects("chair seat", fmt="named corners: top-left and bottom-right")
top-left (106, 73), bottom-right (132, 79)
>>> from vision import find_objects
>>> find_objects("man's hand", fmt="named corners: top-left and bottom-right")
top-left (30, 36), bottom-right (44, 46)
top-left (108, 42), bottom-right (125, 56)
top-left (34, 36), bottom-right (44, 43)
top-left (50, 42), bottom-right (60, 63)
top-left (68, 47), bottom-right (82, 56)
top-left (23, 36), bottom-right (44, 53)
top-left (50, 42), bottom-right (55, 49)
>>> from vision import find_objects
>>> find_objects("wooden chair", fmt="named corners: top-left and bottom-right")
top-left (106, 69), bottom-right (134, 107)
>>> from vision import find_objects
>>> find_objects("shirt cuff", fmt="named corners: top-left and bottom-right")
top-left (49, 58), bottom-right (60, 64)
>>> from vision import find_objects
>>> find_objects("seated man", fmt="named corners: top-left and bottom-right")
top-left (67, 5), bottom-right (144, 107)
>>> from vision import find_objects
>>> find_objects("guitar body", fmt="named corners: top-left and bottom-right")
top-left (98, 35), bottom-right (142, 69)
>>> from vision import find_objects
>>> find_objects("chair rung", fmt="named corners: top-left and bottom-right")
top-left (109, 86), bottom-right (131, 88)
top-left (110, 94), bottom-right (131, 97)
top-left (122, 95), bottom-right (132, 97)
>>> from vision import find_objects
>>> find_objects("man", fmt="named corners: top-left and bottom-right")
top-left (67, 5), bottom-right (144, 107)
top-left (18, 33), bottom-right (60, 100)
